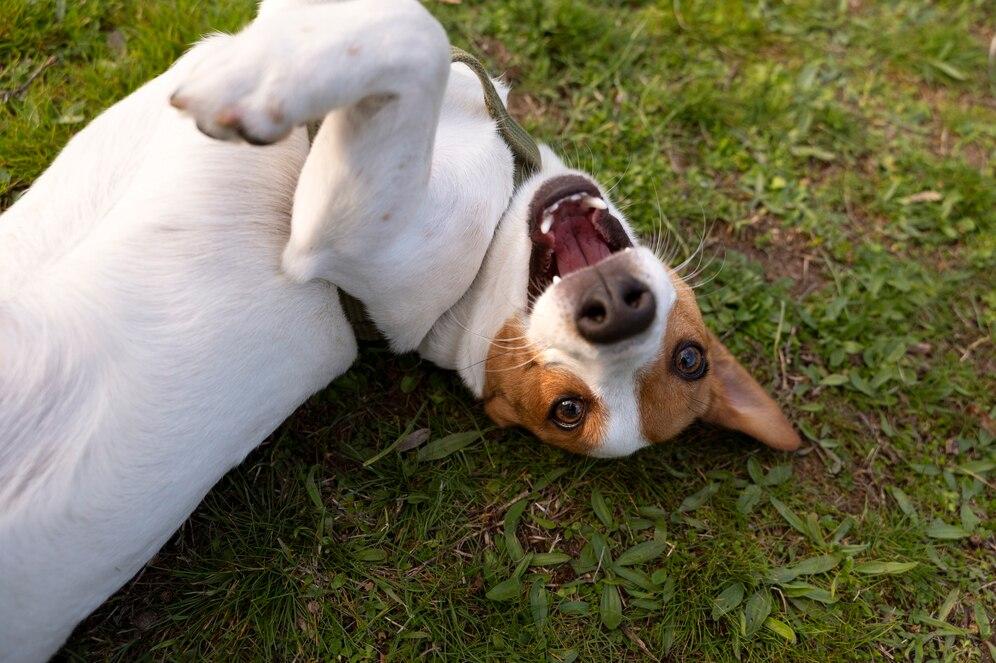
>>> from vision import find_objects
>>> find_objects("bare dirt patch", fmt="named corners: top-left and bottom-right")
top-left (793, 450), bottom-right (882, 514)
top-left (712, 216), bottom-right (827, 298)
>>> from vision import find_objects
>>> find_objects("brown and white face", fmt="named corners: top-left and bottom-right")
top-left (482, 173), bottom-right (800, 457)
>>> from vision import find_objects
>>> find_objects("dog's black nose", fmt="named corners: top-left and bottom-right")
top-left (575, 273), bottom-right (655, 344)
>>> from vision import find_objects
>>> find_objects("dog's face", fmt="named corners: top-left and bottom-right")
top-left (482, 173), bottom-right (800, 457)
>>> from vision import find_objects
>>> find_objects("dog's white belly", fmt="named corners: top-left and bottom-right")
top-left (0, 58), bottom-right (357, 662)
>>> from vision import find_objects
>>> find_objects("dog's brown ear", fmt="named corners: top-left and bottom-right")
top-left (483, 392), bottom-right (518, 428)
top-left (702, 332), bottom-right (801, 451)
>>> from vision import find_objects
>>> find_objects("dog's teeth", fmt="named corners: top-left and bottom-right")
top-left (553, 275), bottom-right (561, 284)
top-left (540, 214), bottom-right (554, 234)
top-left (583, 195), bottom-right (608, 210)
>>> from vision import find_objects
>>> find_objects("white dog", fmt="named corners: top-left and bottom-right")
top-left (0, 1), bottom-right (797, 659)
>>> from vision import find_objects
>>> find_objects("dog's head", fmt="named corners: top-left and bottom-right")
top-left (480, 165), bottom-right (800, 458)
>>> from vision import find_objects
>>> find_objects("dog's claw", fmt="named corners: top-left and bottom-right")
top-left (215, 109), bottom-right (240, 128)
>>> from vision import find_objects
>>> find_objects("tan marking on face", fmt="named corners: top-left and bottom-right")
top-left (638, 271), bottom-right (712, 443)
top-left (639, 270), bottom-right (801, 450)
top-left (482, 318), bottom-right (607, 454)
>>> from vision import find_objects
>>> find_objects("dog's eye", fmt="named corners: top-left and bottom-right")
top-left (673, 341), bottom-right (707, 381)
top-left (549, 397), bottom-right (586, 430)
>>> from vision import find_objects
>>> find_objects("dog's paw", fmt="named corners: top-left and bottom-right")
top-left (169, 36), bottom-right (302, 145)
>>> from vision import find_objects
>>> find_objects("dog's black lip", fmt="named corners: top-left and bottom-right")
top-left (528, 174), bottom-right (602, 233)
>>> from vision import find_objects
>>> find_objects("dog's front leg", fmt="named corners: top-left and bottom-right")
top-left (171, 0), bottom-right (448, 145)
top-left (171, 0), bottom-right (450, 288)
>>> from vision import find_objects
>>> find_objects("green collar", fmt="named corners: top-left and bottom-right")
top-left (449, 46), bottom-right (542, 188)
top-left (332, 48), bottom-right (541, 342)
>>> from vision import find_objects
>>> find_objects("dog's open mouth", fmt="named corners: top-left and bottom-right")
top-left (527, 175), bottom-right (632, 302)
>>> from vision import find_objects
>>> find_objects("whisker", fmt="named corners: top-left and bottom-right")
top-left (688, 259), bottom-right (725, 292)
top-left (457, 346), bottom-right (523, 372)
top-left (603, 162), bottom-right (633, 197)
top-left (440, 311), bottom-right (531, 349)
top-left (674, 225), bottom-right (705, 274)
top-left (482, 342), bottom-right (553, 374)
top-left (484, 357), bottom-right (538, 374)
top-left (688, 395), bottom-right (711, 413)
top-left (682, 250), bottom-right (713, 283)
top-left (649, 181), bottom-right (671, 261)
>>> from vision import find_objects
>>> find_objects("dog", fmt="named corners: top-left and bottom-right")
top-left (0, 0), bottom-right (799, 659)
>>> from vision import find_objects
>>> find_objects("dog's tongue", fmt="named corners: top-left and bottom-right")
top-left (553, 214), bottom-right (612, 276)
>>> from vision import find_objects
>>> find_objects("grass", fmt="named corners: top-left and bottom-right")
top-left (2, 0), bottom-right (994, 660)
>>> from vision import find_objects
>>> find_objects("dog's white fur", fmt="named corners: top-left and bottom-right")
top-left (0, 0), bottom-right (520, 658)
top-left (0, 0), bottom-right (676, 658)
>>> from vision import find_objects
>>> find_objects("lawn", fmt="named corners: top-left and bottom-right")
top-left (2, 0), bottom-right (994, 660)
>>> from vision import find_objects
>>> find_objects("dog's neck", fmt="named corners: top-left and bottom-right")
top-left (418, 160), bottom-right (561, 397)
top-left (417, 146), bottom-right (581, 396)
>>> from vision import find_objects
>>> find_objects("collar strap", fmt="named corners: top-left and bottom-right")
top-left (450, 46), bottom-right (542, 188)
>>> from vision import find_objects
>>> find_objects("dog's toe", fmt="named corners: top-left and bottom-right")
top-left (169, 38), bottom-right (299, 146)
top-left (194, 117), bottom-right (239, 143)
top-left (169, 91), bottom-right (189, 111)
top-left (236, 124), bottom-right (274, 147)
